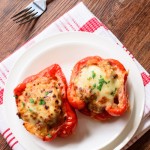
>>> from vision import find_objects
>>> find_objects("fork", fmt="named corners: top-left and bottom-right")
top-left (11, 0), bottom-right (47, 24)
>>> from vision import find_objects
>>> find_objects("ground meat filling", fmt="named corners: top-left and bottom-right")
top-left (16, 76), bottom-right (64, 137)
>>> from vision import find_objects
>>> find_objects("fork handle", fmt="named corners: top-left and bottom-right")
top-left (34, 0), bottom-right (47, 10)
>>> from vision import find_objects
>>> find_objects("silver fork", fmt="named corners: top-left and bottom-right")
top-left (11, 0), bottom-right (47, 24)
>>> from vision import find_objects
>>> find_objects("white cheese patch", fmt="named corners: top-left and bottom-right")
top-left (75, 65), bottom-right (105, 88)
top-left (74, 63), bottom-right (125, 113)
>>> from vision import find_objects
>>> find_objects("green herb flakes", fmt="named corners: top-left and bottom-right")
top-left (87, 77), bottom-right (92, 80)
top-left (111, 88), bottom-right (117, 96)
top-left (45, 91), bottom-right (49, 96)
top-left (29, 98), bottom-right (34, 103)
top-left (22, 102), bottom-right (25, 107)
top-left (92, 83), bottom-right (96, 89)
top-left (29, 108), bottom-right (33, 112)
top-left (97, 76), bottom-right (108, 91)
top-left (39, 99), bottom-right (46, 105)
top-left (107, 81), bottom-right (110, 84)
top-left (92, 71), bottom-right (96, 79)
top-left (47, 133), bottom-right (52, 138)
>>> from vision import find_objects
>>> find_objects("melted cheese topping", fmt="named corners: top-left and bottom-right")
top-left (74, 61), bottom-right (125, 113)
top-left (17, 77), bottom-right (64, 137)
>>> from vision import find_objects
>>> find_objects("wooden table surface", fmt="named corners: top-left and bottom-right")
top-left (0, 0), bottom-right (150, 149)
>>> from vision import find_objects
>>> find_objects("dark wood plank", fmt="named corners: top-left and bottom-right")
top-left (0, 0), bottom-right (79, 61)
top-left (0, 0), bottom-right (150, 150)
top-left (119, 2), bottom-right (150, 73)
top-left (105, 0), bottom-right (150, 72)
top-left (128, 130), bottom-right (150, 150)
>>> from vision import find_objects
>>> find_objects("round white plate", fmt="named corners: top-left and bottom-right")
top-left (3, 32), bottom-right (145, 150)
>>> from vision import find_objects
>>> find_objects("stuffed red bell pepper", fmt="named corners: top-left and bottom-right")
top-left (67, 56), bottom-right (129, 121)
top-left (14, 64), bottom-right (77, 141)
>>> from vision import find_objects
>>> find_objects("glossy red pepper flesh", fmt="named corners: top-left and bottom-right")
top-left (67, 56), bottom-right (129, 120)
top-left (14, 64), bottom-right (77, 141)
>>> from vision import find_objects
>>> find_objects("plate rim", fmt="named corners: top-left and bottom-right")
top-left (3, 32), bottom-right (145, 150)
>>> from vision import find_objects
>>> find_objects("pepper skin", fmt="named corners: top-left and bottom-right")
top-left (14, 64), bottom-right (77, 141)
top-left (67, 56), bottom-right (129, 121)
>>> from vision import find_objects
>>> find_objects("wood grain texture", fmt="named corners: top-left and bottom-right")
top-left (0, 0), bottom-right (150, 150)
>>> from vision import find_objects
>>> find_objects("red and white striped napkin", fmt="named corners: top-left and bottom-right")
top-left (0, 2), bottom-right (149, 150)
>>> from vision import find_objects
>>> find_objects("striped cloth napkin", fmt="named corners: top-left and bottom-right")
top-left (0, 2), bottom-right (150, 150)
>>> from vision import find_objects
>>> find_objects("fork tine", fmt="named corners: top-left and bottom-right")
top-left (11, 7), bottom-right (32, 19)
top-left (13, 9), bottom-right (35, 21)
top-left (16, 12), bottom-right (38, 23)
top-left (19, 17), bottom-right (35, 25)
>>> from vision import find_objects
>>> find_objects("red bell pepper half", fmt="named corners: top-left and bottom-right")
top-left (67, 56), bottom-right (129, 121)
top-left (14, 64), bottom-right (77, 141)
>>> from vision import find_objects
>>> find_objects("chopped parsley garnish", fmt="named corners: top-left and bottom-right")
top-left (87, 71), bottom-right (96, 80)
top-left (47, 133), bottom-right (52, 138)
top-left (92, 83), bottom-right (97, 89)
top-left (22, 102), bottom-right (25, 107)
top-left (92, 71), bottom-right (96, 79)
top-left (39, 99), bottom-right (46, 105)
top-left (45, 91), bottom-right (49, 96)
top-left (107, 81), bottom-right (110, 84)
top-left (29, 108), bottom-right (33, 112)
top-left (97, 83), bottom-right (103, 91)
top-left (97, 76), bottom-right (109, 91)
top-left (87, 77), bottom-right (92, 80)
top-left (29, 98), bottom-right (34, 103)
top-left (111, 88), bottom-right (117, 96)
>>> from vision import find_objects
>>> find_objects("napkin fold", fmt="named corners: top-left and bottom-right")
top-left (0, 2), bottom-right (149, 150)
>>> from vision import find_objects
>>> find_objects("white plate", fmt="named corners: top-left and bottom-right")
top-left (3, 32), bottom-right (145, 150)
